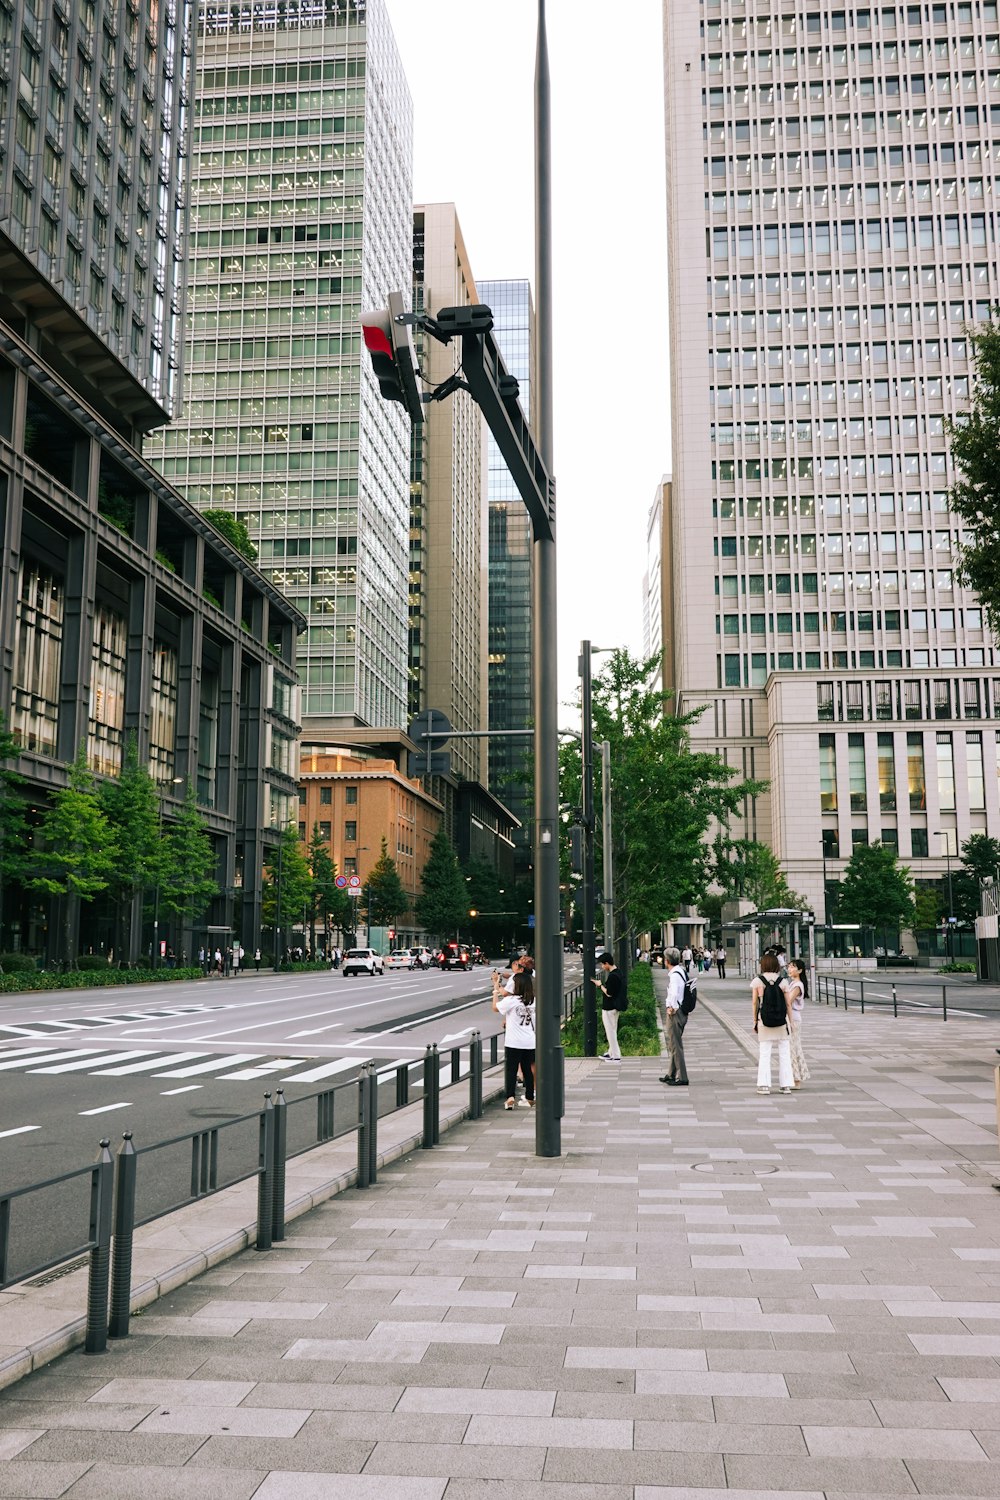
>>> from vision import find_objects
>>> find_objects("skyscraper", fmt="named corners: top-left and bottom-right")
top-left (664, 0), bottom-right (1000, 923)
top-left (147, 0), bottom-right (414, 734)
top-left (478, 277), bottom-right (534, 864)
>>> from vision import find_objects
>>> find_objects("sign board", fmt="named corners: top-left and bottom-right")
top-left (348, 875), bottom-right (361, 889)
top-left (335, 875), bottom-right (348, 889)
top-left (527, 914), bottom-right (535, 929)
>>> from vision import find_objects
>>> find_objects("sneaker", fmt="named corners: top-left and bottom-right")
top-left (600, 1052), bottom-right (611, 1060)
top-left (756, 1086), bottom-right (771, 1095)
top-left (504, 1099), bottom-right (515, 1110)
top-left (780, 1086), bottom-right (793, 1094)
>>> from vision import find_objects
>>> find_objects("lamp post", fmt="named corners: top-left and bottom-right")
top-left (152, 776), bottom-right (184, 969)
top-left (934, 831), bottom-right (955, 961)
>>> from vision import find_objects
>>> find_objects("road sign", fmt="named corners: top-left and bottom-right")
top-left (407, 708), bottom-right (452, 777)
top-left (348, 875), bottom-right (361, 889)
top-left (335, 875), bottom-right (348, 888)
top-left (527, 914), bottom-right (536, 929)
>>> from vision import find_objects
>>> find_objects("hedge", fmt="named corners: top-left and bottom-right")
top-left (0, 966), bottom-right (204, 994)
top-left (562, 961), bottom-right (661, 1057)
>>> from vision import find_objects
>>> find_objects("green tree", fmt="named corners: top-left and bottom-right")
top-left (952, 833), bottom-right (1000, 924)
top-left (464, 858), bottom-right (505, 953)
top-left (564, 649), bottom-right (765, 955)
top-left (98, 735), bottom-right (163, 961)
top-left (307, 826), bottom-right (352, 952)
top-left (415, 827), bottom-right (467, 942)
top-left (712, 837), bottom-right (806, 911)
top-left (262, 824), bottom-right (312, 950)
top-left (25, 746), bottom-right (118, 963)
top-left (203, 509), bottom-right (258, 562)
top-left (365, 836), bottom-right (408, 932)
top-left (0, 713), bottom-right (29, 950)
top-left (946, 318), bottom-right (1000, 634)
top-left (837, 842), bottom-right (915, 935)
top-left (912, 884), bottom-right (942, 932)
top-left (159, 782), bottom-right (219, 943)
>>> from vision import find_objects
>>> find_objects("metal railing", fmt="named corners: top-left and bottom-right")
top-left (1, 1030), bottom-right (503, 1355)
top-left (817, 974), bottom-right (1000, 1021)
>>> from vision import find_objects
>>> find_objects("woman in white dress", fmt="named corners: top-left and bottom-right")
top-left (783, 959), bottom-right (811, 1087)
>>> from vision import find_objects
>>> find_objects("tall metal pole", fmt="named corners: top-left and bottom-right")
top-left (600, 740), bottom-right (614, 962)
top-left (946, 846), bottom-right (954, 962)
top-left (579, 641), bottom-right (597, 1055)
top-left (534, 0), bottom-right (562, 1157)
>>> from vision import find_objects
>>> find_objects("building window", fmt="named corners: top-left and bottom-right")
top-left (966, 731), bottom-right (985, 811)
top-left (852, 827), bottom-right (868, 848)
top-left (345, 785), bottom-right (358, 804)
top-left (87, 604), bottom-right (127, 777)
top-left (344, 857), bottom-right (357, 875)
top-left (198, 670), bottom-right (220, 809)
top-left (819, 733), bottom-right (838, 812)
top-left (911, 828), bottom-right (928, 858)
top-left (848, 732), bottom-right (867, 812)
top-left (874, 682), bottom-right (893, 721)
top-left (933, 679), bottom-right (951, 718)
top-left (345, 820), bottom-right (357, 842)
top-left (822, 827), bottom-right (839, 858)
top-left (845, 682), bottom-right (864, 721)
top-left (962, 680), bottom-right (981, 719)
top-left (936, 731), bottom-right (956, 811)
top-left (724, 653), bottom-right (741, 686)
top-left (907, 732), bottom-right (926, 811)
top-left (903, 680), bottom-right (922, 719)
top-left (817, 683), bottom-right (834, 721)
top-left (320, 786), bottom-right (332, 804)
top-left (881, 828), bottom-right (898, 851)
top-left (877, 733), bottom-right (896, 811)
top-left (150, 642), bottom-right (179, 784)
top-left (319, 820), bottom-right (331, 841)
top-left (11, 563), bottom-right (64, 757)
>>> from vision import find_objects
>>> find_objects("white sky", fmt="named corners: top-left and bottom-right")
top-left (383, 0), bottom-right (671, 707)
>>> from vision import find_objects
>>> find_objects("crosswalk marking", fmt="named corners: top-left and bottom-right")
top-left (0, 1048), bottom-right (108, 1072)
top-left (92, 1051), bottom-right (208, 1077)
top-left (219, 1058), bottom-right (307, 1080)
top-left (79, 1101), bottom-right (132, 1116)
top-left (0, 1124), bottom-right (41, 1139)
top-left (31, 1050), bottom-right (157, 1075)
top-left (154, 1052), bottom-right (263, 1078)
top-left (280, 1056), bottom-right (360, 1083)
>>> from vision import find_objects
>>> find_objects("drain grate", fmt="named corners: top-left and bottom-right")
top-left (26, 1254), bottom-right (89, 1288)
top-left (692, 1160), bottom-right (779, 1176)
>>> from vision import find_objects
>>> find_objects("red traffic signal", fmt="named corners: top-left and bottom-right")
top-left (360, 290), bottom-right (423, 424)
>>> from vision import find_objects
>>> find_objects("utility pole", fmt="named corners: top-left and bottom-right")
top-left (600, 740), bottom-right (614, 965)
top-left (579, 641), bottom-right (597, 1055)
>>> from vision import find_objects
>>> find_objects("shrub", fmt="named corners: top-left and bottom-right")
top-left (0, 952), bottom-right (36, 973)
top-left (938, 960), bottom-right (977, 974)
top-left (0, 966), bottom-right (203, 994)
top-left (76, 954), bottom-right (111, 971)
top-left (562, 961), bottom-right (660, 1057)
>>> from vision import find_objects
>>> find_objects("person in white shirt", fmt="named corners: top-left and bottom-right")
top-left (681, 945), bottom-right (693, 975)
top-left (782, 958), bottom-right (810, 1087)
top-left (659, 947), bottom-right (690, 1087)
top-left (492, 968), bottom-right (536, 1109)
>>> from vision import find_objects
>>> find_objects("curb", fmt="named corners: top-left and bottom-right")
top-left (0, 1073), bottom-right (507, 1394)
top-left (695, 993), bottom-right (758, 1063)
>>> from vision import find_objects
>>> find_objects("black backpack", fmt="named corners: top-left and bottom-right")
top-left (681, 973), bottom-right (698, 1014)
top-left (758, 975), bottom-right (786, 1028)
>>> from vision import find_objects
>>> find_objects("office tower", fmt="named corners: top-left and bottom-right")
top-left (478, 277), bottom-right (534, 865)
top-left (664, 0), bottom-right (1000, 925)
top-left (642, 476), bottom-right (674, 701)
top-left (0, 2), bottom-right (304, 963)
top-left (148, 0), bottom-right (414, 734)
top-left (410, 204), bottom-right (488, 787)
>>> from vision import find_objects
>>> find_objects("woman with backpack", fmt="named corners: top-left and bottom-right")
top-left (783, 958), bottom-right (810, 1088)
top-left (751, 952), bottom-right (794, 1095)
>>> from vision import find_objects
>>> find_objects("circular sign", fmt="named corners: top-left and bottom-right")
top-left (348, 875), bottom-right (362, 889)
top-left (335, 875), bottom-right (348, 889)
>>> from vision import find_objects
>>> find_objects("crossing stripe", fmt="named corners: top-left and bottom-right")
top-left (219, 1058), bottom-right (307, 1080)
top-left (280, 1056), bottom-right (361, 1083)
top-left (154, 1053), bottom-right (263, 1077)
top-left (91, 1051), bottom-right (210, 1076)
top-left (31, 1050), bottom-right (157, 1075)
top-left (0, 1048), bottom-right (109, 1072)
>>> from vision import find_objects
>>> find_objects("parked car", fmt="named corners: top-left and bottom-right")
top-left (385, 949), bottom-right (416, 971)
top-left (342, 947), bottom-right (384, 977)
top-left (409, 947), bottom-right (434, 969)
top-left (437, 941), bottom-right (471, 971)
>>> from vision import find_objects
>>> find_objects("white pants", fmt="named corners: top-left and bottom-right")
top-left (602, 1007), bottom-right (621, 1059)
top-left (757, 1028), bottom-right (793, 1090)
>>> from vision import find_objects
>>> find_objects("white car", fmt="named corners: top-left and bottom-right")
top-left (409, 947), bottom-right (434, 969)
top-left (342, 947), bottom-right (384, 976)
top-left (385, 949), bottom-right (416, 971)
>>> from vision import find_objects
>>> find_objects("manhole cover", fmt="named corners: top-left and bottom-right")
top-left (692, 1160), bottom-right (779, 1176)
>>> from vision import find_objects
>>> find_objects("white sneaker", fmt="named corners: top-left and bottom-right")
top-left (757, 1086), bottom-right (771, 1095)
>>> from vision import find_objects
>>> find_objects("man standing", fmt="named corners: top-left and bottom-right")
top-left (660, 946), bottom-right (690, 1087)
top-left (591, 951), bottom-right (625, 1062)
top-left (681, 943), bottom-right (693, 975)
top-left (715, 944), bottom-right (726, 980)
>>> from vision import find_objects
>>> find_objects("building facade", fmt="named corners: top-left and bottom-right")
top-left (410, 204), bottom-right (488, 786)
top-left (664, 0), bottom-right (1000, 921)
top-left (478, 277), bottom-right (534, 866)
top-left (642, 475), bottom-right (674, 700)
top-left (147, 0), bottom-right (414, 735)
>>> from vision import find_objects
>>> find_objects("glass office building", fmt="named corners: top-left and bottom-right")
top-left (664, 0), bottom-right (1000, 921)
top-left (478, 277), bottom-right (534, 865)
top-left (148, 0), bottom-right (414, 733)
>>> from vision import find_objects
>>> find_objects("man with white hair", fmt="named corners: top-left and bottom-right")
top-left (660, 946), bottom-right (690, 1087)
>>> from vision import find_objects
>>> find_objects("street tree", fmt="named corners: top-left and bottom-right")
top-left (464, 858), bottom-right (505, 953)
top-left (25, 746), bottom-right (118, 964)
top-left (912, 884), bottom-right (942, 932)
top-left (0, 713), bottom-right (29, 951)
top-left (159, 782), bottom-right (219, 949)
top-left (415, 827), bottom-right (467, 942)
top-left (364, 836), bottom-right (408, 934)
top-left (837, 842), bottom-right (915, 937)
top-left (952, 833), bottom-right (1000, 925)
top-left (946, 317), bottom-right (1000, 634)
top-left (712, 837), bottom-right (806, 911)
top-left (98, 735), bottom-right (163, 961)
top-left (262, 823), bottom-right (312, 954)
top-left (307, 825), bottom-right (351, 953)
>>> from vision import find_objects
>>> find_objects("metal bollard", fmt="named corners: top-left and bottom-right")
top-left (84, 1140), bottom-right (114, 1354)
top-left (367, 1065), bottom-right (379, 1186)
top-left (860, 981), bottom-right (865, 1014)
top-left (942, 984), bottom-right (948, 1022)
top-left (892, 983), bottom-right (898, 1017)
top-left (255, 1093), bottom-right (275, 1251)
top-left (357, 1063), bottom-right (371, 1189)
top-left (396, 1062), bottom-right (409, 1108)
top-left (317, 1088), bottom-right (334, 1143)
top-left (191, 1129), bottom-right (218, 1197)
top-left (108, 1133), bottom-right (137, 1340)
top-left (490, 1033), bottom-right (498, 1067)
top-left (469, 1031), bottom-right (482, 1120)
top-left (422, 1045), bottom-right (435, 1149)
top-left (450, 1046), bottom-right (460, 1088)
top-left (271, 1089), bottom-right (287, 1243)
top-left (431, 1044), bottom-right (441, 1144)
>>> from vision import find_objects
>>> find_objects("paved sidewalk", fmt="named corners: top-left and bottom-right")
top-left (1, 992), bottom-right (1000, 1498)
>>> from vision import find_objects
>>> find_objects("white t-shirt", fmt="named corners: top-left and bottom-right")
top-left (496, 993), bottom-right (536, 1049)
top-left (782, 977), bottom-right (804, 1013)
top-left (666, 966), bottom-right (686, 1012)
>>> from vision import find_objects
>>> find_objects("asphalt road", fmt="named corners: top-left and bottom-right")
top-left (1, 957), bottom-right (580, 1281)
top-left (816, 972), bottom-right (1000, 1019)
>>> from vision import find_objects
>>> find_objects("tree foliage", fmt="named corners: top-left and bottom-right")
top-left (913, 884), bottom-right (942, 931)
top-left (946, 318), bottom-right (1000, 635)
top-left (159, 781), bottom-right (219, 929)
top-left (0, 714), bottom-right (29, 938)
top-left (203, 509), bottom-right (258, 562)
top-left (712, 836), bottom-right (805, 910)
top-left (262, 823), bottom-right (311, 935)
top-left (953, 832), bottom-right (1000, 924)
top-left (837, 842), bottom-right (915, 932)
top-left (307, 825), bottom-right (352, 948)
top-left (564, 650), bottom-right (765, 947)
top-left (415, 827), bottom-right (467, 941)
top-left (98, 735), bottom-right (163, 959)
top-left (365, 836), bottom-right (408, 928)
top-left (25, 746), bottom-right (118, 961)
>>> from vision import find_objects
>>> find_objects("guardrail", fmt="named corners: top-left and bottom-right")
top-left (817, 974), bottom-right (1000, 1021)
top-left (1, 1030), bottom-right (504, 1355)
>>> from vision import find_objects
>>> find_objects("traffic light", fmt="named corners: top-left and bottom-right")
top-left (388, 928), bottom-right (395, 940)
top-left (469, 908), bottom-right (478, 918)
top-left (360, 291), bottom-right (423, 423)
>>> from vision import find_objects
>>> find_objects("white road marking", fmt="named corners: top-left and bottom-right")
top-left (154, 1053), bottom-right (263, 1077)
top-left (0, 1048), bottom-right (109, 1072)
top-left (289, 1023), bottom-right (342, 1038)
top-left (0, 1124), bottom-right (41, 1139)
top-left (280, 1056), bottom-right (363, 1083)
top-left (91, 1052), bottom-right (209, 1076)
top-left (160, 1085), bottom-right (203, 1095)
top-left (439, 1026), bottom-right (476, 1045)
top-left (78, 1102), bottom-right (132, 1116)
top-left (219, 1058), bottom-right (307, 1080)
top-left (31, 1050), bottom-right (157, 1075)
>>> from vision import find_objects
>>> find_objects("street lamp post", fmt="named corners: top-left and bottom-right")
top-left (152, 776), bottom-right (184, 969)
top-left (934, 832), bottom-right (955, 961)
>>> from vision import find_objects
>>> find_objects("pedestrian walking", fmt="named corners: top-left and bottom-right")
top-left (783, 958), bottom-right (811, 1087)
top-left (659, 946), bottom-right (690, 1086)
top-left (493, 967), bottom-right (536, 1108)
top-left (591, 951), bottom-right (626, 1062)
top-left (715, 945), bottom-right (726, 979)
top-left (254, 947), bottom-right (261, 972)
top-left (681, 944), bottom-right (693, 975)
top-left (198, 945), bottom-right (206, 974)
top-left (213, 947), bottom-right (223, 976)
top-left (752, 952), bottom-right (794, 1095)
